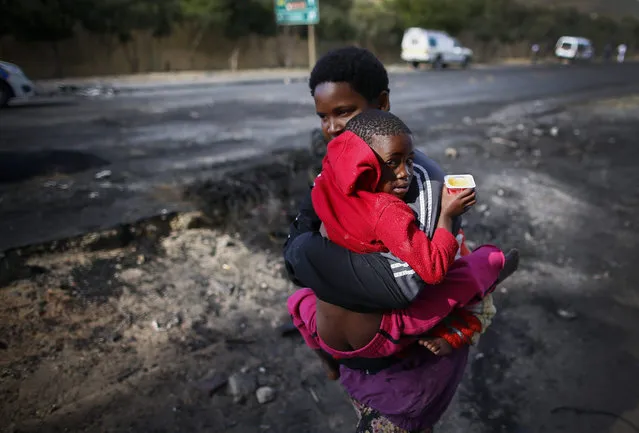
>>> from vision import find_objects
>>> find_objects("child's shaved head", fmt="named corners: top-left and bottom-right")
top-left (345, 109), bottom-right (412, 148)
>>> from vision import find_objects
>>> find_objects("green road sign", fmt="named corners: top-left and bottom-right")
top-left (275, 0), bottom-right (319, 25)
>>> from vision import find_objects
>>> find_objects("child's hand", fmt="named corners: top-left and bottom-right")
top-left (441, 186), bottom-right (476, 218)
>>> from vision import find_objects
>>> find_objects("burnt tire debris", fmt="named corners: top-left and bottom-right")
top-left (0, 148), bottom-right (320, 288)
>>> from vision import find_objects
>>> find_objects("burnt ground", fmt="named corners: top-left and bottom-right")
top-left (2, 94), bottom-right (639, 433)
top-left (3, 63), bottom-right (639, 253)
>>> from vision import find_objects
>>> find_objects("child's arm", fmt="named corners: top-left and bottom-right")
top-left (375, 201), bottom-right (458, 285)
top-left (380, 221), bottom-right (466, 303)
top-left (375, 187), bottom-right (476, 285)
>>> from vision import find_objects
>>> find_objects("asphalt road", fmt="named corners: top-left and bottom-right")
top-left (1, 62), bottom-right (639, 252)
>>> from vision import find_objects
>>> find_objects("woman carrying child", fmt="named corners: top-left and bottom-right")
top-left (284, 47), bottom-right (518, 432)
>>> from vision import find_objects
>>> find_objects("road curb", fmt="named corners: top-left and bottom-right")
top-left (36, 73), bottom-right (311, 97)
top-left (33, 64), bottom-right (538, 96)
top-left (35, 63), bottom-right (415, 96)
top-left (107, 75), bottom-right (310, 93)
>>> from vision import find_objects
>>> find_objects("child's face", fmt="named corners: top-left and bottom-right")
top-left (370, 133), bottom-right (415, 199)
top-left (314, 82), bottom-right (389, 140)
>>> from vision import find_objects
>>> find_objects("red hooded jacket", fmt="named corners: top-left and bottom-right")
top-left (311, 131), bottom-right (459, 285)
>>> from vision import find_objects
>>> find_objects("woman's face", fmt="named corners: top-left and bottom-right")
top-left (313, 82), bottom-right (389, 141)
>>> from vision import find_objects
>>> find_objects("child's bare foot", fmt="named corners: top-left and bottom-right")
top-left (497, 248), bottom-right (520, 285)
top-left (418, 337), bottom-right (453, 356)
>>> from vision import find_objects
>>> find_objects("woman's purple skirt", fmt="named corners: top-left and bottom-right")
top-left (339, 345), bottom-right (470, 431)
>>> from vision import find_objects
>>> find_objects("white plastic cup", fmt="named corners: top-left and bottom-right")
top-left (444, 174), bottom-right (476, 194)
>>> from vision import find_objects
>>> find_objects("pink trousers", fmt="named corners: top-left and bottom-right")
top-left (287, 245), bottom-right (505, 359)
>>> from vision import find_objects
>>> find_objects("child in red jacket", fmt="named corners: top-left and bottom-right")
top-left (288, 110), bottom-right (519, 369)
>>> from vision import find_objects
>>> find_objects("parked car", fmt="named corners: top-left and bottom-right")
top-left (554, 36), bottom-right (594, 63)
top-left (0, 60), bottom-right (36, 107)
top-left (401, 28), bottom-right (473, 69)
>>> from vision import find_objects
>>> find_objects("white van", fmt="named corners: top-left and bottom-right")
top-left (401, 28), bottom-right (473, 69)
top-left (554, 36), bottom-right (594, 62)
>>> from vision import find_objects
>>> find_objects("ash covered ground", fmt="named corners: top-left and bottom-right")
top-left (2, 93), bottom-right (639, 433)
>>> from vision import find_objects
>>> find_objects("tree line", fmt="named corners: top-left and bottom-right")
top-left (0, 0), bottom-right (637, 63)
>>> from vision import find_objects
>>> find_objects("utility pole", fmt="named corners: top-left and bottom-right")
top-left (308, 24), bottom-right (317, 68)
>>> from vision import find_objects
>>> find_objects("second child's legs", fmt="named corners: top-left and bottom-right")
top-left (420, 249), bottom-right (519, 356)
top-left (393, 245), bottom-right (506, 336)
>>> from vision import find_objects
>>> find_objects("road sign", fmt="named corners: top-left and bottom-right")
top-left (275, 0), bottom-right (319, 26)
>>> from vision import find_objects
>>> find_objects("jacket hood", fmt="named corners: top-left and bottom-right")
top-left (323, 131), bottom-right (381, 195)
